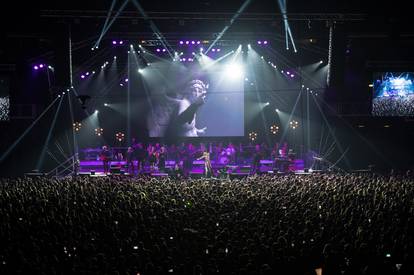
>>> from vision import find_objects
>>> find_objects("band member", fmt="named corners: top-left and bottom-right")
top-left (100, 145), bottom-right (111, 174)
top-left (133, 142), bottom-right (146, 174)
top-left (126, 147), bottom-right (135, 175)
top-left (197, 150), bottom-right (213, 178)
top-left (148, 144), bottom-right (158, 172)
top-left (158, 146), bottom-right (167, 172)
top-left (181, 143), bottom-right (195, 178)
top-left (251, 144), bottom-right (262, 175)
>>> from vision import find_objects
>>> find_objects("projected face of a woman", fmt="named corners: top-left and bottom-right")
top-left (186, 80), bottom-right (207, 104)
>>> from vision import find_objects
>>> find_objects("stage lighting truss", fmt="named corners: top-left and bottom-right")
top-left (289, 120), bottom-right (299, 130)
top-left (116, 132), bottom-right (125, 142)
top-left (270, 125), bottom-right (279, 135)
top-left (73, 122), bottom-right (82, 132)
top-left (95, 128), bottom-right (104, 136)
top-left (249, 131), bottom-right (258, 141)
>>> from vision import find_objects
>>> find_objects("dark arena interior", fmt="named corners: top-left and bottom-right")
top-left (0, 1), bottom-right (413, 274)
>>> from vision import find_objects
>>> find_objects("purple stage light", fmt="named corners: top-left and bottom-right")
top-left (217, 48), bottom-right (221, 52)
top-left (258, 41), bottom-right (262, 44)
top-left (34, 65), bottom-right (39, 70)
top-left (212, 49), bottom-right (216, 52)
top-left (182, 58), bottom-right (186, 61)
top-left (185, 41), bottom-right (189, 45)
top-left (119, 41), bottom-right (123, 45)
top-left (191, 41), bottom-right (195, 44)
top-left (263, 40), bottom-right (268, 45)
top-left (125, 78), bottom-right (128, 82)
top-left (112, 41), bottom-right (117, 45)
top-left (156, 48), bottom-right (161, 52)
top-left (162, 49), bottom-right (166, 52)
top-left (290, 74), bottom-right (294, 78)
top-left (85, 72), bottom-right (90, 76)
top-left (81, 75), bottom-right (85, 79)
top-left (179, 41), bottom-right (184, 45)
top-left (39, 64), bottom-right (44, 68)
top-left (197, 41), bottom-right (201, 44)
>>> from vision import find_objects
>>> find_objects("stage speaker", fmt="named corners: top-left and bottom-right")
top-left (110, 167), bottom-right (121, 174)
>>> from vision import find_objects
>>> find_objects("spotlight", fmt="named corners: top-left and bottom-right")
top-left (179, 41), bottom-right (184, 45)
top-left (116, 132), bottom-right (125, 142)
top-left (264, 102), bottom-right (270, 106)
top-left (270, 124), bottom-right (279, 135)
top-left (34, 65), bottom-right (39, 70)
top-left (95, 110), bottom-right (99, 114)
top-left (119, 41), bottom-right (123, 45)
top-left (104, 103), bottom-right (108, 106)
top-left (289, 120), bottom-right (299, 130)
top-left (112, 41), bottom-right (117, 45)
top-left (95, 128), bottom-right (103, 136)
top-left (39, 64), bottom-right (44, 68)
top-left (320, 60), bottom-right (323, 64)
top-left (225, 64), bottom-right (243, 79)
top-left (275, 108), bottom-right (279, 112)
top-left (73, 122), bottom-right (82, 132)
top-left (263, 40), bottom-right (268, 45)
top-left (248, 131), bottom-right (258, 142)
top-left (258, 41), bottom-right (262, 44)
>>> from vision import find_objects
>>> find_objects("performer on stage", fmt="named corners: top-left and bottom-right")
top-left (148, 144), bottom-right (158, 172)
top-left (251, 144), bottom-right (262, 175)
top-left (126, 147), bottom-right (135, 175)
top-left (100, 145), bottom-right (111, 174)
top-left (197, 150), bottom-right (213, 178)
top-left (133, 142), bottom-right (146, 174)
top-left (158, 145), bottom-right (167, 172)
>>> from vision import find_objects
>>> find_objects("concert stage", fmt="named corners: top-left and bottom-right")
top-left (78, 159), bottom-right (305, 177)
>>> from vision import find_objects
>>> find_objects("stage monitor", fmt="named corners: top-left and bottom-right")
top-left (0, 75), bottom-right (10, 121)
top-left (372, 72), bottom-right (414, 117)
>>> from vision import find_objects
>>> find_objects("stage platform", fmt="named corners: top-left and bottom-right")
top-left (77, 159), bottom-right (306, 177)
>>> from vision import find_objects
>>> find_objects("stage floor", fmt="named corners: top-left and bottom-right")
top-left (78, 159), bottom-right (305, 176)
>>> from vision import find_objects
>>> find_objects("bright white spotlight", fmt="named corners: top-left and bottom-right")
top-left (225, 64), bottom-right (243, 79)
top-left (275, 108), bottom-right (279, 112)
top-left (264, 102), bottom-right (270, 106)
top-left (138, 69), bottom-right (144, 73)
top-left (95, 110), bottom-right (99, 113)
top-left (104, 103), bottom-right (108, 106)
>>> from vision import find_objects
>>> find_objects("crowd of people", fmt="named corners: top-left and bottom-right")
top-left (1, 172), bottom-right (413, 274)
top-left (372, 95), bottom-right (414, 116)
